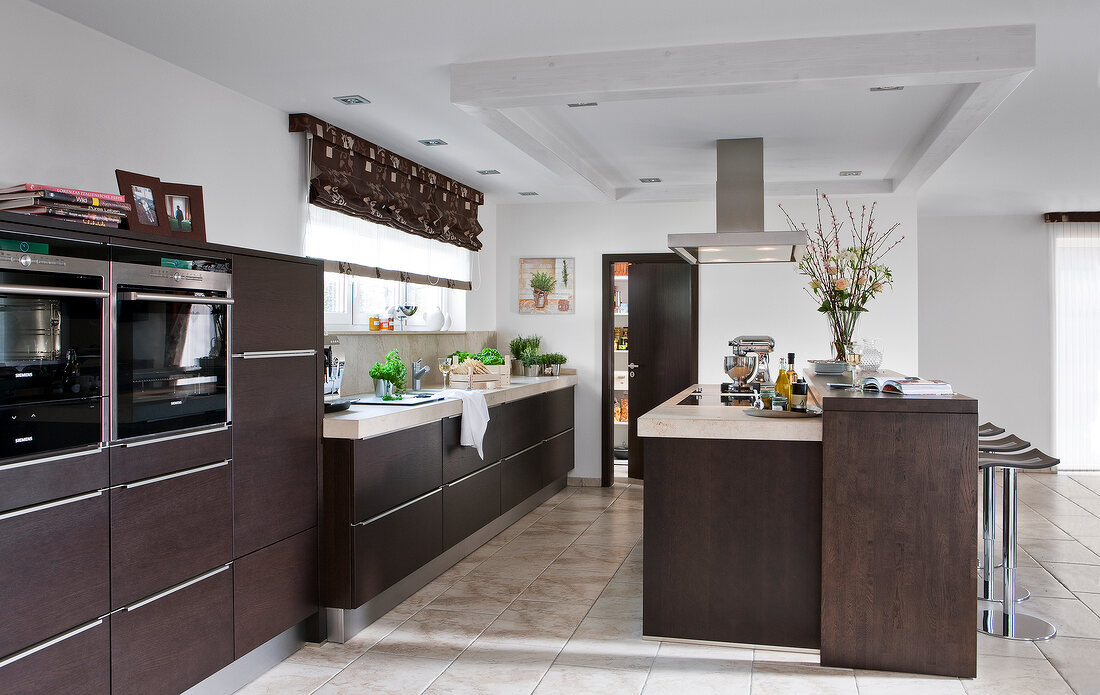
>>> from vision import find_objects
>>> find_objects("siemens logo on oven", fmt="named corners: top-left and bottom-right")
top-left (14, 436), bottom-right (33, 444)
top-left (14, 372), bottom-right (33, 378)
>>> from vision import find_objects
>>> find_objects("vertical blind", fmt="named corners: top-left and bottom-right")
top-left (1053, 221), bottom-right (1100, 470)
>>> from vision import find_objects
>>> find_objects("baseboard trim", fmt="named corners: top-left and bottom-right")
top-left (182, 620), bottom-right (310, 695)
top-left (567, 476), bottom-right (603, 486)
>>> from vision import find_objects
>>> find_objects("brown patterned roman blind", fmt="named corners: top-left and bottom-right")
top-left (289, 113), bottom-right (484, 251)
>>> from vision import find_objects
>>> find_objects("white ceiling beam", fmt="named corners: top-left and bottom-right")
top-left (615, 179), bottom-right (895, 203)
top-left (452, 25), bottom-right (1035, 109)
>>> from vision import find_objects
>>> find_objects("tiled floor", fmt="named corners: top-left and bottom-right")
top-left (238, 472), bottom-right (1100, 695)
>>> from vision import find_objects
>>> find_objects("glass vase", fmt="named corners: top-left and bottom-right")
top-left (829, 309), bottom-right (861, 361)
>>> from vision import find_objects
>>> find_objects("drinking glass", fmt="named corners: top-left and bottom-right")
top-left (437, 357), bottom-right (451, 389)
top-left (845, 343), bottom-right (864, 388)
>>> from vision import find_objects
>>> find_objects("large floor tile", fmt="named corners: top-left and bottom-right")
top-left (1045, 561), bottom-right (1100, 593)
top-left (533, 664), bottom-right (648, 695)
top-left (1020, 538), bottom-right (1100, 565)
top-left (423, 643), bottom-right (555, 695)
top-left (427, 575), bottom-right (534, 615)
top-left (233, 662), bottom-right (339, 695)
top-left (468, 553), bottom-right (557, 581)
top-left (587, 594), bottom-right (643, 619)
top-left (962, 653), bottom-right (1073, 695)
top-left (519, 567), bottom-right (611, 604)
top-left (975, 632), bottom-right (1046, 660)
top-left (643, 652), bottom-right (752, 695)
top-left (978, 565), bottom-right (1076, 599)
top-left (477, 599), bottom-right (590, 649)
top-left (854, 669), bottom-right (965, 695)
top-left (1017, 596), bottom-right (1100, 639)
top-left (1036, 636), bottom-right (1100, 695)
top-left (317, 652), bottom-right (451, 695)
top-left (287, 618), bottom-right (406, 668)
top-left (370, 608), bottom-right (497, 660)
top-left (1049, 515), bottom-right (1100, 538)
top-left (1078, 592), bottom-right (1100, 617)
top-left (555, 616), bottom-right (660, 670)
top-left (750, 660), bottom-right (859, 695)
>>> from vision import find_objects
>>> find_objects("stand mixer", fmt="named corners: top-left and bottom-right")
top-left (724, 335), bottom-right (775, 393)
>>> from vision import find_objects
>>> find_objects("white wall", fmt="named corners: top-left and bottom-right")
top-left (918, 214), bottom-right (1052, 453)
top-left (496, 195), bottom-right (919, 480)
top-left (0, 1), bottom-right (303, 255)
top-left (465, 203), bottom-right (498, 331)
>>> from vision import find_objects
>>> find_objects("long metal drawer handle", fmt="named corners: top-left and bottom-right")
top-left (117, 291), bottom-right (234, 305)
top-left (353, 488), bottom-right (442, 526)
top-left (117, 424), bottom-right (229, 449)
top-left (0, 445), bottom-right (104, 472)
top-left (445, 461), bottom-right (501, 488)
top-left (121, 460), bottom-right (230, 489)
top-left (232, 350), bottom-right (317, 359)
top-left (0, 284), bottom-right (108, 299)
top-left (0, 618), bottom-right (104, 669)
top-left (0, 489), bottom-right (103, 522)
top-left (125, 564), bottom-right (230, 612)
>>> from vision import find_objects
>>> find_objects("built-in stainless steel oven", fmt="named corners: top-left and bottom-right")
top-left (0, 232), bottom-right (108, 460)
top-left (110, 247), bottom-right (232, 442)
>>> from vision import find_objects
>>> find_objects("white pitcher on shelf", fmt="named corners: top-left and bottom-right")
top-left (422, 306), bottom-right (450, 332)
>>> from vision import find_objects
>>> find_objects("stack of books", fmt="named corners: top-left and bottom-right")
top-left (0, 183), bottom-right (131, 228)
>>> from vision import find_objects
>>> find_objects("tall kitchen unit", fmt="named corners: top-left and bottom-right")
top-left (611, 263), bottom-right (630, 478)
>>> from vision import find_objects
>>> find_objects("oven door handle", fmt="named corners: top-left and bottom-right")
top-left (0, 284), bottom-right (108, 299)
top-left (117, 291), bottom-right (234, 305)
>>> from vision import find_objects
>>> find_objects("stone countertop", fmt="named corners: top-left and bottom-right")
top-left (322, 375), bottom-right (578, 440)
top-left (637, 383), bottom-right (824, 442)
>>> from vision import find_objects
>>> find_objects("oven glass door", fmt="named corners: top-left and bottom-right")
top-left (115, 289), bottom-right (229, 440)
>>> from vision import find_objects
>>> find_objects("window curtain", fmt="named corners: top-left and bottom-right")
top-left (289, 113), bottom-right (484, 252)
top-left (1052, 218), bottom-right (1100, 470)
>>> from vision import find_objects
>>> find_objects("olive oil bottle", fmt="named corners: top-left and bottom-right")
top-left (774, 357), bottom-right (790, 409)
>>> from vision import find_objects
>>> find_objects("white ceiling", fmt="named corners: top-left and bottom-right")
top-left (29, 0), bottom-right (1100, 216)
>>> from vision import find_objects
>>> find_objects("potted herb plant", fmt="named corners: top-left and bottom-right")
top-left (369, 349), bottom-right (407, 400)
top-left (530, 271), bottom-right (556, 309)
top-left (543, 352), bottom-right (567, 376)
top-left (509, 335), bottom-right (541, 375)
top-left (520, 346), bottom-right (541, 377)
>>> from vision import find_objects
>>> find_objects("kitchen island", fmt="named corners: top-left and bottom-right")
top-left (638, 375), bottom-right (978, 678)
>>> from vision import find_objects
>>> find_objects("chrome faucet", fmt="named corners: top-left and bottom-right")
top-left (412, 359), bottom-right (431, 390)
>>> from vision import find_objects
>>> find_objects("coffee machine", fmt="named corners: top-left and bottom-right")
top-left (724, 335), bottom-right (775, 393)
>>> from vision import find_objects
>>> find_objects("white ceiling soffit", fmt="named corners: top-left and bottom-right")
top-left (451, 25), bottom-right (1035, 201)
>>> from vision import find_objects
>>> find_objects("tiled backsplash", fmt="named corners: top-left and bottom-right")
top-left (332, 331), bottom-right (500, 395)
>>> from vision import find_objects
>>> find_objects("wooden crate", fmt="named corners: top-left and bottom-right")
top-left (449, 355), bottom-right (511, 387)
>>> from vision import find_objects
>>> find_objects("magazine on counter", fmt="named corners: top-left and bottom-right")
top-left (860, 375), bottom-right (954, 395)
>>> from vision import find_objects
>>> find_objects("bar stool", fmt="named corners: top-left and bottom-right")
top-left (978, 432), bottom-right (1031, 598)
top-left (978, 448), bottom-right (1059, 641)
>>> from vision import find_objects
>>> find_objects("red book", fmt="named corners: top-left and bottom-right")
top-left (19, 206), bottom-right (124, 227)
top-left (0, 196), bottom-right (130, 214)
top-left (0, 183), bottom-right (127, 204)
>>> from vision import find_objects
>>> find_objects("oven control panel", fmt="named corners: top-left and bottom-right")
top-left (148, 267), bottom-right (203, 282)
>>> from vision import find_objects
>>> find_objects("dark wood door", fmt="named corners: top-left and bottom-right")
top-left (231, 255), bottom-right (322, 353)
top-left (352, 489), bottom-right (442, 606)
top-left (233, 527), bottom-right (318, 658)
top-left (352, 422), bottom-right (442, 522)
top-left (443, 461), bottom-right (501, 549)
top-left (626, 261), bottom-right (696, 479)
top-left (0, 617), bottom-right (109, 695)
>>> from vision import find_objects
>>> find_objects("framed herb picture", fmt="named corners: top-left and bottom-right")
top-left (519, 257), bottom-right (575, 314)
top-left (161, 181), bottom-right (206, 242)
top-left (115, 169), bottom-right (168, 236)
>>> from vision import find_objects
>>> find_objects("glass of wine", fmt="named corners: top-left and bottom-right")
top-left (437, 357), bottom-right (451, 389)
top-left (845, 343), bottom-right (864, 388)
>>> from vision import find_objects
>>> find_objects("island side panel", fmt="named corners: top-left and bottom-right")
top-left (643, 437), bottom-right (822, 649)
top-left (821, 409), bottom-right (977, 678)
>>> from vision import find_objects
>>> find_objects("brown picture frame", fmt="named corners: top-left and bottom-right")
top-left (115, 170), bottom-right (169, 236)
top-left (161, 181), bottom-right (206, 242)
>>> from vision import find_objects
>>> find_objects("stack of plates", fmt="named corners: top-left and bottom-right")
top-left (809, 359), bottom-right (847, 375)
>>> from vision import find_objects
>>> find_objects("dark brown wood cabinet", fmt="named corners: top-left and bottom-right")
top-left (352, 422), bottom-right (442, 522)
top-left (109, 462), bottom-right (233, 609)
top-left (109, 426), bottom-right (231, 485)
top-left (231, 254), bottom-right (322, 353)
top-left (0, 618), bottom-right (109, 695)
top-left (0, 447), bottom-right (107, 514)
top-left (111, 566), bottom-right (233, 695)
top-left (443, 406), bottom-right (501, 483)
top-left (543, 387), bottom-right (574, 440)
top-left (353, 489), bottom-right (443, 606)
top-left (501, 444), bottom-right (544, 513)
top-left (500, 394), bottom-right (544, 458)
top-left (540, 429), bottom-right (574, 484)
top-left (234, 528), bottom-right (319, 658)
top-left (0, 490), bottom-right (109, 658)
top-left (443, 461), bottom-right (501, 549)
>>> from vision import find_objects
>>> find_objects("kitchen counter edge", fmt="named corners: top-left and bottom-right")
top-left (637, 383), bottom-right (824, 442)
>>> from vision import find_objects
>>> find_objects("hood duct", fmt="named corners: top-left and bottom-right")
top-left (668, 138), bottom-right (807, 264)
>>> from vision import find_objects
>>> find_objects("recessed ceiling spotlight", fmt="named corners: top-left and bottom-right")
top-left (870, 86), bottom-right (904, 92)
top-left (639, 177), bottom-right (662, 183)
top-left (333, 94), bottom-right (370, 105)
top-left (839, 170), bottom-right (863, 177)
top-left (567, 102), bottom-right (598, 107)
top-left (518, 191), bottom-right (539, 196)
top-left (418, 138), bottom-right (448, 146)
top-left (476, 169), bottom-right (501, 175)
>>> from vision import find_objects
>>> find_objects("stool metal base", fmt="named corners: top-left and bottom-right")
top-left (978, 607), bottom-right (1056, 641)
top-left (978, 570), bottom-right (1030, 603)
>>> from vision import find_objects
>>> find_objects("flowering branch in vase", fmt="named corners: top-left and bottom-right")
top-left (779, 193), bottom-right (904, 360)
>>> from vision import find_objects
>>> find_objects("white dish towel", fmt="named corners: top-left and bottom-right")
top-left (438, 389), bottom-right (490, 459)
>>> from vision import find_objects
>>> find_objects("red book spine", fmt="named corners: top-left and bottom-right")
top-left (38, 190), bottom-right (131, 212)
top-left (9, 184), bottom-right (127, 203)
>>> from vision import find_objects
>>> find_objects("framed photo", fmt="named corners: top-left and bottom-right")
top-left (519, 257), bottom-right (575, 314)
top-left (161, 182), bottom-right (206, 242)
top-left (115, 170), bottom-right (168, 235)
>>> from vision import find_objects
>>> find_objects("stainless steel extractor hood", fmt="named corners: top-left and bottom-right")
top-left (668, 138), bottom-right (807, 264)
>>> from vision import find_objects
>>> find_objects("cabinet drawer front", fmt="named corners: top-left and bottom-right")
top-left (353, 421), bottom-right (442, 522)
top-left (443, 405), bottom-right (501, 483)
top-left (111, 566), bottom-right (233, 695)
top-left (543, 387), bottom-right (575, 439)
top-left (501, 445), bottom-right (544, 513)
top-left (541, 428), bottom-right (574, 484)
top-left (0, 491), bottom-right (109, 658)
top-left (500, 394), bottom-right (544, 458)
top-left (0, 447), bottom-right (107, 513)
top-left (110, 462), bottom-right (233, 609)
top-left (233, 356), bottom-right (319, 557)
top-left (110, 426), bottom-right (231, 485)
top-left (232, 254), bottom-right (321, 353)
top-left (0, 619), bottom-right (109, 695)
top-left (234, 528), bottom-right (318, 658)
top-left (353, 489), bottom-right (442, 606)
top-left (443, 462), bottom-right (501, 550)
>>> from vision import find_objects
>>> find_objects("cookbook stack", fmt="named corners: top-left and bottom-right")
top-left (0, 183), bottom-right (130, 228)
